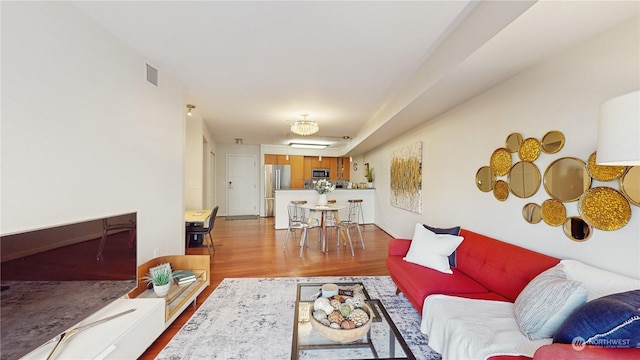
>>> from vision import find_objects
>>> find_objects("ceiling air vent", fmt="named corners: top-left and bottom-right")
top-left (146, 63), bottom-right (158, 87)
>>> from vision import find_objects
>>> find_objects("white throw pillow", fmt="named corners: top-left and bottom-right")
top-left (514, 263), bottom-right (587, 340)
top-left (561, 259), bottom-right (640, 301)
top-left (403, 223), bottom-right (464, 274)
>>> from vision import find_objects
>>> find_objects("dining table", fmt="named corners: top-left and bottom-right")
top-left (184, 209), bottom-right (212, 246)
top-left (301, 203), bottom-right (347, 253)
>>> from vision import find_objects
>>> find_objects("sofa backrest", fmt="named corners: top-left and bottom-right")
top-left (457, 229), bottom-right (560, 302)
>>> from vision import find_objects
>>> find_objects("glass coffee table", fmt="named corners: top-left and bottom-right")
top-left (291, 282), bottom-right (415, 360)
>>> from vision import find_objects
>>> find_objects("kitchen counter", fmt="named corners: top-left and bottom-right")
top-left (274, 189), bottom-right (374, 230)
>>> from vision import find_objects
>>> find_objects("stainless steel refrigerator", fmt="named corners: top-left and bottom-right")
top-left (265, 165), bottom-right (291, 216)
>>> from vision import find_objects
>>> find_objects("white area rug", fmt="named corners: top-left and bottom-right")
top-left (156, 276), bottom-right (440, 359)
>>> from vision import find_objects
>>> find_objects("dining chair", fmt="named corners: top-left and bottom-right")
top-left (96, 215), bottom-right (136, 260)
top-left (324, 199), bottom-right (338, 239)
top-left (283, 204), bottom-right (320, 257)
top-left (336, 201), bottom-right (365, 256)
top-left (186, 206), bottom-right (218, 256)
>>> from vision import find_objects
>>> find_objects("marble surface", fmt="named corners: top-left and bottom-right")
top-left (157, 276), bottom-right (440, 359)
top-left (0, 280), bottom-right (135, 360)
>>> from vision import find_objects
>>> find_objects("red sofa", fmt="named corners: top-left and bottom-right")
top-left (386, 228), bottom-right (639, 359)
top-left (386, 229), bottom-right (559, 312)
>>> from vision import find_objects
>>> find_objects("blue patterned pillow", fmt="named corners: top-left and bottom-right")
top-left (553, 290), bottom-right (640, 348)
top-left (423, 224), bottom-right (460, 267)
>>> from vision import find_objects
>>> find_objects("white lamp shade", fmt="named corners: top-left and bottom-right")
top-left (597, 90), bottom-right (640, 166)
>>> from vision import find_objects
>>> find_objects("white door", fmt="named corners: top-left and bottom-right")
top-left (227, 154), bottom-right (258, 216)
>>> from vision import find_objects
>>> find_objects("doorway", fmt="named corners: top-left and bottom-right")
top-left (226, 154), bottom-right (258, 216)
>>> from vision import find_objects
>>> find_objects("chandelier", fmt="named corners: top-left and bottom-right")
top-left (290, 114), bottom-right (319, 136)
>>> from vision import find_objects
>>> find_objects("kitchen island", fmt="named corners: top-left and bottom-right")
top-left (274, 189), bottom-right (374, 230)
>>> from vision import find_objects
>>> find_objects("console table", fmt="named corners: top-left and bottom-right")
top-left (129, 255), bottom-right (210, 325)
top-left (21, 255), bottom-right (210, 359)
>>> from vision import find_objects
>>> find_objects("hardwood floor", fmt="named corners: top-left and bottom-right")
top-left (140, 216), bottom-right (392, 359)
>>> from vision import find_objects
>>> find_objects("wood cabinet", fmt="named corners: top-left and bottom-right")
top-left (266, 154), bottom-right (351, 182)
top-left (264, 154), bottom-right (290, 165)
top-left (264, 154), bottom-right (277, 165)
top-left (129, 255), bottom-right (210, 325)
top-left (290, 155), bottom-right (304, 189)
top-left (329, 158), bottom-right (338, 180)
top-left (336, 157), bottom-right (350, 180)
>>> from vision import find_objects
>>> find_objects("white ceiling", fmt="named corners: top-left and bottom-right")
top-left (72, 1), bottom-right (639, 156)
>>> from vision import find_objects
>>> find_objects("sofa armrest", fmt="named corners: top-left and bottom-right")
top-left (388, 238), bottom-right (412, 257)
top-left (534, 344), bottom-right (640, 359)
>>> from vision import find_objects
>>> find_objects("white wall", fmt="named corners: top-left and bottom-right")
top-left (366, 16), bottom-right (640, 278)
top-left (1, 2), bottom-right (186, 263)
top-left (185, 113), bottom-right (216, 210)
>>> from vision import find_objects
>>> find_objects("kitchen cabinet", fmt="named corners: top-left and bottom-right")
top-left (265, 154), bottom-right (303, 188)
top-left (264, 154), bottom-right (290, 165)
top-left (264, 154), bottom-right (277, 165)
top-left (329, 158), bottom-right (338, 180)
top-left (290, 155), bottom-right (304, 189)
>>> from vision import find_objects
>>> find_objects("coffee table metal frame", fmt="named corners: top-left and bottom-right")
top-left (291, 282), bottom-right (415, 360)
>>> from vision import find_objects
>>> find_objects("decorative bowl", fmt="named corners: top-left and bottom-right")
top-left (309, 303), bottom-right (374, 343)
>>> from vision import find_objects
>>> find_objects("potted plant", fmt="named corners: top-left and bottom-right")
top-left (143, 263), bottom-right (173, 297)
top-left (365, 167), bottom-right (374, 188)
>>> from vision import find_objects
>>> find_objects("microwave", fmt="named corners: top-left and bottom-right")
top-left (312, 168), bottom-right (330, 178)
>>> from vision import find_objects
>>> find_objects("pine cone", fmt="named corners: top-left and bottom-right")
top-left (327, 310), bottom-right (345, 324)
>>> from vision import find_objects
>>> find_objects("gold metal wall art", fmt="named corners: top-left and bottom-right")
top-left (620, 166), bottom-right (640, 206)
top-left (477, 129), bottom-right (635, 242)
top-left (563, 217), bottom-right (592, 242)
top-left (490, 148), bottom-right (512, 176)
top-left (541, 199), bottom-right (567, 226)
top-left (508, 161), bottom-right (541, 198)
top-left (475, 166), bottom-right (496, 192)
top-left (586, 152), bottom-right (627, 182)
top-left (543, 157), bottom-right (591, 202)
top-left (493, 180), bottom-right (509, 201)
top-left (390, 141), bottom-right (423, 214)
top-left (506, 133), bottom-right (523, 152)
top-left (541, 131), bottom-right (565, 154)
top-left (522, 203), bottom-right (542, 224)
top-left (518, 138), bottom-right (541, 162)
top-left (578, 187), bottom-right (631, 231)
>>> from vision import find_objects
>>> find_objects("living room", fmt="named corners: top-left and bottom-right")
top-left (2, 1), bottom-right (639, 359)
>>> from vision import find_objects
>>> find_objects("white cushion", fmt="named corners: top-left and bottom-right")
top-left (403, 223), bottom-right (463, 274)
top-left (561, 259), bottom-right (640, 301)
top-left (514, 263), bottom-right (587, 340)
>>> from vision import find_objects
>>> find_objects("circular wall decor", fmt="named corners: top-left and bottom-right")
top-left (543, 157), bottom-right (591, 202)
top-left (541, 199), bottom-right (567, 226)
top-left (541, 131), bottom-right (565, 154)
top-left (490, 148), bottom-right (512, 176)
top-left (493, 180), bottom-right (509, 201)
top-left (586, 152), bottom-right (627, 182)
top-left (508, 161), bottom-right (541, 198)
top-left (578, 187), bottom-right (631, 231)
top-left (620, 166), bottom-right (640, 206)
top-left (522, 203), bottom-right (542, 224)
top-left (506, 133), bottom-right (523, 153)
top-left (518, 138), bottom-right (541, 162)
top-left (563, 217), bottom-right (591, 242)
top-left (475, 166), bottom-right (496, 192)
